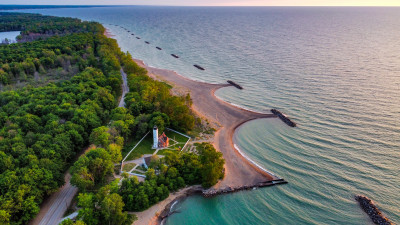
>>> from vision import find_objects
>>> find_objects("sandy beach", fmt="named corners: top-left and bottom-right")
top-left (133, 59), bottom-right (278, 186)
top-left (129, 58), bottom-right (279, 224)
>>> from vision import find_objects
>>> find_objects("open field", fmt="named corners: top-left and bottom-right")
top-left (165, 130), bottom-right (189, 143)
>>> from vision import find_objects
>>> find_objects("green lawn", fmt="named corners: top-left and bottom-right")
top-left (122, 137), bottom-right (139, 158)
top-left (122, 163), bottom-right (136, 172)
top-left (165, 130), bottom-right (190, 143)
top-left (124, 134), bottom-right (155, 161)
top-left (131, 169), bottom-right (146, 175)
top-left (156, 149), bottom-right (175, 156)
top-left (123, 129), bottom-right (190, 159)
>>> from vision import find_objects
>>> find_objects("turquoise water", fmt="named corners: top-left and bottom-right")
top-left (17, 7), bottom-right (400, 224)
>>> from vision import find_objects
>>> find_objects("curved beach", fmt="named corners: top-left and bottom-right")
top-left (131, 58), bottom-right (280, 225)
top-left (134, 59), bottom-right (278, 188)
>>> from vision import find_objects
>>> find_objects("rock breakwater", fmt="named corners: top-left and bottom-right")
top-left (202, 179), bottom-right (288, 197)
top-left (355, 195), bottom-right (393, 225)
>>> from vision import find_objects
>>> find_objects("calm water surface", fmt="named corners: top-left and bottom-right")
top-left (0, 31), bottom-right (20, 43)
top-left (17, 7), bottom-right (400, 224)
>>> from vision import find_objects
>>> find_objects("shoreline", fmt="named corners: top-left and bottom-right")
top-left (133, 58), bottom-right (274, 116)
top-left (103, 28), bottom-right (283, 225)
top-left (133, 58), bottom-right (279, 180)
top-left (132, 58), bottom-right (280, 224)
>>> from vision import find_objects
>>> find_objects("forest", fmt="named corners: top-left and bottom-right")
top-left (0, 12), bottom-right (103, 36)
top-left (0, 12), bottom-right (223, 225)
top-left (0, 12), bottom-right (105, 86)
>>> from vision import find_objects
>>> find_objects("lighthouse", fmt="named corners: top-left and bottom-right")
top-left (152, 126), bottom-right (158, 149)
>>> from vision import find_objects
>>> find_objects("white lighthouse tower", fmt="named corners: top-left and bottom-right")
top-left (152, 126), bottom-right (158, 149)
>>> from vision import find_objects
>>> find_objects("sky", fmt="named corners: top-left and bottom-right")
top-left (2, 0), bottom-right (400, 6)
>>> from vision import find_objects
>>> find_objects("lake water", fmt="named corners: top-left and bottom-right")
top-left (0, 31), bottom-right (20, 44)
top-left (17, 7), bottom-right (400, 224)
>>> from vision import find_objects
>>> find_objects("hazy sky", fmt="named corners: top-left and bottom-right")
top-left (3, 0), bottom-right (400, 6)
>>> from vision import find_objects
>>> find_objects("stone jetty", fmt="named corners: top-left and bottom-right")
top-left (171, 54), bottom-right (179, 58)
top-left (227, 80), bottom-right (243, 89)
top-left (193, 64), bottom-right (205, 70)
top-left (271, 109), bottom-right (296, 127)
top-left (157, 181), bottom-right (288, 223)
top-left (202, 179), bottom-right (288, 197)
top-left (355, 195), bottom-right (393, 225)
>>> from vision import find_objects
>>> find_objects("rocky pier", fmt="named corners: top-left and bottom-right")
top-left (355, 195), bottom-right (393, 225)
top-left (202, 179), bottom-right (288, 197)
top-left (227, 80), bottom-right (243, 89)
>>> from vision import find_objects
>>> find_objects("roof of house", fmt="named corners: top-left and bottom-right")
top-left (159, 132), bottom-right (168, 142)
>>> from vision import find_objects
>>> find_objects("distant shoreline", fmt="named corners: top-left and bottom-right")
top-left (0, 5), bottom-right (112, 11)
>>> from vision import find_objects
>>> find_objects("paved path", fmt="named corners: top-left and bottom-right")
top-left (118, 68), bottom-right (129, 108)
top-left (30, 69), bottom-right (129, 225)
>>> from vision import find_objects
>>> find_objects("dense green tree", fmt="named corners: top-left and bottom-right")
top-left (89, 126), bottom-right (111, 147)
top-left (70, 148), bottom-right (114, 191)
top-left (107, 143), bottom-right (123, 163)
top-left (101, 193), bottom-right (129, 225)
top-left (0, 210), bottom-right (10, 224)
top-left (197, 143), bottom-right (225, 188)
top-left (75, 184), bottom-right (134, 225)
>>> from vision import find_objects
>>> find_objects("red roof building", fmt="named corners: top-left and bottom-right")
top-left (158, 132), bottom-right (169, 148)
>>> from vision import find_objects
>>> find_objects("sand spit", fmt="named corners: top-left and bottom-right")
top-left (133, 58), bottom-right (278, 187)
top-left (129, 58), bottom-right (287, 225)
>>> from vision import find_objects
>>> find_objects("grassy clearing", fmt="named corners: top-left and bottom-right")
top-left (131, 170), bottom-right (146, 175)
top-left (122, 163), bottom-right (136, 172)
top-left (165, 130), bottom-right (190, 143)
top-left (124, 134), bottom-right (155, 161)
top-left (123, 129), bottom-right (190, 159)
top-left (122, 137), bottom-right (141, 158)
